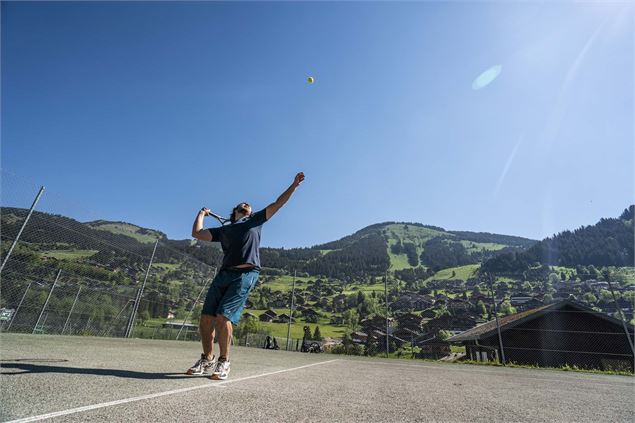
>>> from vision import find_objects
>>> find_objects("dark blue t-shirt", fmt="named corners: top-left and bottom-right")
top-left (208, 209), bottom-right (268, 270)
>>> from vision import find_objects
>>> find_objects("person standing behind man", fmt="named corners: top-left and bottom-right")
top-left (187, 172), bottom-right (305, 380)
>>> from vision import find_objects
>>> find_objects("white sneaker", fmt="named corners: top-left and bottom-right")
top-left (211, 359), bottom-right (230, 380)
top-left (186, 354), bottom-right (216, 375)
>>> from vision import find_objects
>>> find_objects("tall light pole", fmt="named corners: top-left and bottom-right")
top-left (286, 270), bottom-right (297, 351)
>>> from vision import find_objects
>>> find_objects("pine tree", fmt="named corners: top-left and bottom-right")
top-left (303, 325), bottom-right (312, 341)
top-left (313, 326), bottom-right (323, 341)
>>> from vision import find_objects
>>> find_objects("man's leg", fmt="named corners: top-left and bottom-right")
top-left (211, 270), bottom-right (258, 380)
top-left (217, 314), bottom-right (233, 360)
top-left (199, 314), bottom-right (216, 359)
top-left (186, 272), bottom-right (224, 375)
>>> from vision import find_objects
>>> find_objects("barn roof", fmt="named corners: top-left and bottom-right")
top-left (448, 300), bottom-right (631, 342)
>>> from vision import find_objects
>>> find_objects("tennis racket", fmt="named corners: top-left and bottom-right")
top-left (205, 209), bottom-right (231, 226)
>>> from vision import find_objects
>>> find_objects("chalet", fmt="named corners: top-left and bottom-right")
top-left (365, 329), bottom-right (407, 350)
top-left (351, 331), bottom-right (368, 344)
top-left (510, 296), bottom-right (533, 307)
top-left (393, 294), bottom-right (434, 311)
top-left (395, 313), bottom-right (424, 332)
top-left (515, 297), bottom-right (544, 312)
top-left (259, 314), bottom-right (274, 323)
top-left (361, 316), bottom-right (395, 332)
top-left (447, 298), bottom-right (472, 313)
top-left (420, 308), bottom-right (437, 319)
top-left (424, 315), bottom-right (477, 336)
top-left (416, 336), bottom-right (451, 360)
top-left (274, 313), bottom-right (293, 323)
top-left (259, 309), bottom-right (278, 322)
top-left (301, 308), bottom-right (320, 319)
top-left (584, 280), bottom-right (603, 289)
top-left (448, 300), bottom-right (635, 372)
top-left (332, 294), bottom-right (347, 310)
top-left (599, 299), bottom-right (635, 320)
top-left (393, 327), bottom-right (421, 342)
top-left (242, 312), bottom-right (257, 320)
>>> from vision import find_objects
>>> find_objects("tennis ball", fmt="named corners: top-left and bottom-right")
top-left (307, 76), bottom-right (315, 84)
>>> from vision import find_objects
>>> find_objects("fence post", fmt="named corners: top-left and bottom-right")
top-left (607, 278), bottom-right (635, 357)
top-left (177, 267), bottom-right (216, 340)
top-left (125, 288), bottom-right (142, 338)
top-left (385, 271), bottom-right (389, 358)
top-left (487, 273), bottom-right (506, 365)
top-left (33, 269), bottom-right (62, 334)
top-left (61, 286), bottom-right (82, 335)
top-left (6, 282), bottom-right (32, 332)
top-left (286, 270), bottom-right (297, 351)
top-left (126, 239), bottom-right (158, 338)
top-left (0, 186), bottom-right (45, 274)
top-left (102, 299), bottom-right (133, 337)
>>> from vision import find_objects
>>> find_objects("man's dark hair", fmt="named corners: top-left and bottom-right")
top-left (229, 203), bottom-right (251, 223)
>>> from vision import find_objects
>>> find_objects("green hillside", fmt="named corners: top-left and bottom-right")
top-left (424, 264), bottom-right (480, 282)
top-left (86, 220), bottom-right (166, 244)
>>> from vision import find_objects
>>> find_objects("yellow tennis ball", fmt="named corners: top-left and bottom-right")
top-left (307, 76), bottom-right (315, 84)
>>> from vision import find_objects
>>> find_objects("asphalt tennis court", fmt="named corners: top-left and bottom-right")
top-left (1, 334), bottom-right (633, 422)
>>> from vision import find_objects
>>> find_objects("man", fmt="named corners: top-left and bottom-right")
top-left (187, 172), bottom-right (305, 380)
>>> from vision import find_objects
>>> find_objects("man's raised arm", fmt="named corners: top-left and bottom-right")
top-left (192, 208), bottom-right (213, 241)
top-left (265, 172), bottom-right (305, 220)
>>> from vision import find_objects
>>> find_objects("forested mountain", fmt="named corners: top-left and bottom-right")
top-left (2, 205), bottom-right (633, 328)
top-left (1, 208), bottom-right (536, 283)
top-left (482, 206), bottom-right (635, 274)
top-left (4, 206), bottom-right (631, 284)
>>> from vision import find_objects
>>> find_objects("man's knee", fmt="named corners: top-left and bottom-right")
top-left (215, 314), bottom-right (233, 329)
top-left (200, 314), bottom-right (215, 329)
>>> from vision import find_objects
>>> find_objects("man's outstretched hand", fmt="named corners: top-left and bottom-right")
top-left (293, 172), bottom-right (305, 187)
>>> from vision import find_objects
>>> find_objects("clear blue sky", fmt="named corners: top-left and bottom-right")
top-left (2, 1), bottom-right (633, 248)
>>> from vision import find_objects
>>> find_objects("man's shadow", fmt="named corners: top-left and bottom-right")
top-left (1, 360), bottom-right (194, 380)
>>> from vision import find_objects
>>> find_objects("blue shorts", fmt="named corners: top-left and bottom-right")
top-left (201, 269), bottom-right (259, 325)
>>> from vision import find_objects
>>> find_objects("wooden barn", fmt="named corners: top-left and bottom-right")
top-left (448, 300), bottom-right (634, 372)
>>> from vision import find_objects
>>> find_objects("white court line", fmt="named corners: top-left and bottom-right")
top-left (6, 359), bottom-right (340, 423)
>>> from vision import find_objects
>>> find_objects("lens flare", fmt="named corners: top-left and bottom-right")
top-left (472, 65), bottom-right (502, 90)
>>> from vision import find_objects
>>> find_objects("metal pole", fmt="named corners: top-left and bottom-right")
top-left (61, 286), bottom-right (82, 335)
top-left (177, 268), bottom-right (216, 340)
top-left (286, 270), bottom-right (297, 351)
top-left (385, 271), bottom-right (389, 358)
top-left (102, 299), bottom-right (133, 337)
top-left (6, 282), bottom-right (31, 331)
top-left (606, 278), bottom-right (634, 356)
top-left (488, 274), bottom-right (506, 365)
top-left (0, 186), bottom-right (45, 274)
top-left (126, 239), bottom-right (158, 338)
top-left (125, 288), bottom-right (142, 338)
top-left (33, 269), bottom-right (61, 334)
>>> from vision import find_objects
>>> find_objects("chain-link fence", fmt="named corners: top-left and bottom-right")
top-left (2, 171), bottom-right (633, 372)
top-left (315, 272), bottom-right (634, 373)
top-left (0, 171), bottom-right (216, 341)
